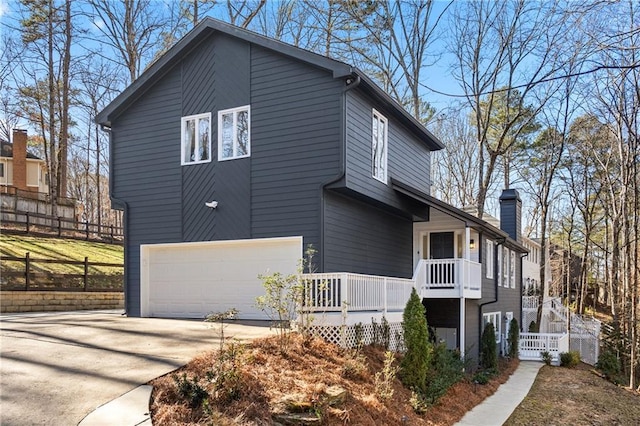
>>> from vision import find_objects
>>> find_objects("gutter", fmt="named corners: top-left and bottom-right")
top-left (318, 73), bottom-right (361, 272)
top-left (101, 124), bottom-right (129, 316)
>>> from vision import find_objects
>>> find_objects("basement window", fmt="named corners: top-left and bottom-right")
top-left (483, 311), bottom-right (501, 343)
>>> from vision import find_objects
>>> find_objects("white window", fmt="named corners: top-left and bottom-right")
top-left (485, 239), bottom-right (494, 279)
top-left (510, 250), bottom-right (516, 288)
top-left (26, 162), bottom-right (39, 187)
top-left (181, 112), bottom-right (211, 165)
top-left (502, 247), bottom-right (509, 288)
top-left (372, 109), bottom-right (388, 183)
top-left (496, 245), bottom-right (502, 286)
top-left (218, 105), bottom-right (250, 161)
top-left (483, 311), bottom-right (501, 343)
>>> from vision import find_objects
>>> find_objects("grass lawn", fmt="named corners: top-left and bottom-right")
top-left (505, 363), bottom-right (639, 425)
top-left (0, 234), bottom-right (124, 287)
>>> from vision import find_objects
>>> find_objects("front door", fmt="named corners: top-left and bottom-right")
top-left (430, 232), bottom-right (454, 259)
top-left (429, 232), bottom-right (455, 286)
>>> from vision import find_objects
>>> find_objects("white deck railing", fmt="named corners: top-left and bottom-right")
top-left (519, 332), bottom-right (569, 362)
top-left (300, 273), bottom-right (414, 314)
top-left (413, 259), bottom-right (482, 299)
top-left (522, 296), bottom-right (539, 310)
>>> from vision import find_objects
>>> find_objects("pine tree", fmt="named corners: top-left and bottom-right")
top-left (400, 287), bottom-right (431, 393)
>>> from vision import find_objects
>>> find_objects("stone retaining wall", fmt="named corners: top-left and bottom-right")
top-left (0, 291), bottom-right (124, 313)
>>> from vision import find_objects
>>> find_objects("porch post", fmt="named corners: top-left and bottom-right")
top-left (460, 297), bottom-right (466, 360)
top-left (464, 226), bottom-right (471, 260)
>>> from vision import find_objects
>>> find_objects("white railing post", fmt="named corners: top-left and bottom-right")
top-left (383, 277), bottom-right (388, 316)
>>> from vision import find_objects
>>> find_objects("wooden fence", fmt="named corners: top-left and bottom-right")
top-left (1, 209), bottom-right (124, 244)
top-left (1, 253), bottom-right (123, 292)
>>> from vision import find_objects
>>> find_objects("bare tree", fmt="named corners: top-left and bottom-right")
top-left (17, 0), bottom-right (75, 210)
top-left (430, 109), bottom-right (480, 207)
top-left (342, 0), bottom-right (449, 124)
top-left (86, 0), bottom-right (165, 84)
top-left (225, 0), bottom-right (266, 29)
top-left (449, 0), bottom-right (569, 218)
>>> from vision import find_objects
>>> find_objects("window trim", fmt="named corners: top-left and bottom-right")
top-left (181, 112), bottom-right (212, 166)
top-left (486, 239), bottom-right (494, 279)
top-left (218, 105), bottom-right (251, 161)
top-left (371, 108), bottom-right (388, 184)
top-left (483, 311), bottom-right (502, 343)
top-left (510, 250), bottom-right (516, 288)
top-left (496, 245), bottom-right (502, 287)
top-left (502, 247), bottom-right (509, 288)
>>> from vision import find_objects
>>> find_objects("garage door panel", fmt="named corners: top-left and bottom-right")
top-left (141, 237), bottom-right (302, 319)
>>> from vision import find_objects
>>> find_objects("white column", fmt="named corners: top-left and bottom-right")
top-left (464, 226), bottom-right (471, 260)
top-left (459, 297), bottom-right (466, 360)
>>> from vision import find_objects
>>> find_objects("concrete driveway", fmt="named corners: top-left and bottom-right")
top-left (0, 310), bottom-right (273, 426)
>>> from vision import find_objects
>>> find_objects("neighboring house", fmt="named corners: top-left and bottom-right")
top-left (521, 236), bottom-right (552, 297)
top-left (0, 129), bottom-right (49, 194)
top-left (97, 18), bottom-right (526, 364)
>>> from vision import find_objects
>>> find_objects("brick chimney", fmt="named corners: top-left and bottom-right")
top-left (12, 129), bottom-right (28, 191)
top-left (499, 189), bottom-right (522, 242)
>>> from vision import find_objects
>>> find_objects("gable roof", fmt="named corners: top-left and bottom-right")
top-left (0, 140), bottom-right (41, 159)
top-left (391, 178), bottom-right (528, 253)
top-left (96, 17), bottom-right (444, 151)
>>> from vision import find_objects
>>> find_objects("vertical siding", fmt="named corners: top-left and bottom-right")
top-left (250, 46), bottom-right (343, 262)
top-left (323, 191), bottom-right (413, 278)
top-left (345, 90), bottom-right (431, 206)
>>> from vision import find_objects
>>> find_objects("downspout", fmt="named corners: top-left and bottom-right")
top-left (478, 236), bottom-right (506, 359)
top-left (318, 73), bottom-right (361, 272)
top-left (520, 252), bottom-right (528, 331)
top-left (101, 124), bottom-right (129, 316)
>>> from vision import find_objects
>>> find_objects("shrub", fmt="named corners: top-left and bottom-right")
top-left (528, 321), bottom-right (538, 332)
top-left (173, 373), bottom-right (208, 408)
top-left (540, 350), bottom-right (552, 365)
top-left (400, 287), bottom-right (431, 394)
top-left (507, 318), bottom-right (519, 359)
top-left (596, 349), bottom-right (622, 380)
top-left (559, 351), bottom-right (581, 368)
top-left (374, 351), bottom-right (398, 400)
top-left (256, 271), bottom-right (302, 352)
top-left (472, 370), bottom-right (492, 385)
top-left (207, 341), bottom-right (245, 403)
top-left (425, 343), bottom-right (464, 403)
top-left (342, 350), bottom-right (368, 379)
top-left (480, 322), bottom-right (497, 370)
top-left (409, 391), bottom-right (429, 414)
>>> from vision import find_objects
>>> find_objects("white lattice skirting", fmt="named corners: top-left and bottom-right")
top-left (305, 321), bottom-right (405, 351)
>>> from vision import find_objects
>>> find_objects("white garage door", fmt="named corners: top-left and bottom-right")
top-left (140, 236), bottom-right (302, 319)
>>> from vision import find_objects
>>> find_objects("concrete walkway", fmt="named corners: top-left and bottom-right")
top-left (455, 361), bottom-right (544, 426)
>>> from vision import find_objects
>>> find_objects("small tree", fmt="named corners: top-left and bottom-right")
top-left (256, 271), bottom-right (302, 353)
top-left (508, 318), bottom-right (519, 359)
top-left (481, 322), bottom-right (498, 370)
top-left (400, 287), bottom-right (431, 394)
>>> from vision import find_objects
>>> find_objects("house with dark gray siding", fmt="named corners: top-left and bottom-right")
top-left (97, 18), bottom-right (526, 365)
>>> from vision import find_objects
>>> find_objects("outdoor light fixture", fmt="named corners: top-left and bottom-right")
top-left (469, 239), bottom-right (475, 250)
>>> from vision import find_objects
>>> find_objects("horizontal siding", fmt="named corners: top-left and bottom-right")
top-left (345, 90), bottom-right (431, 208)
top-left (250, 45), bottom-right (343, 261)
top-left (323, 191), bottom-right (413, 278)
